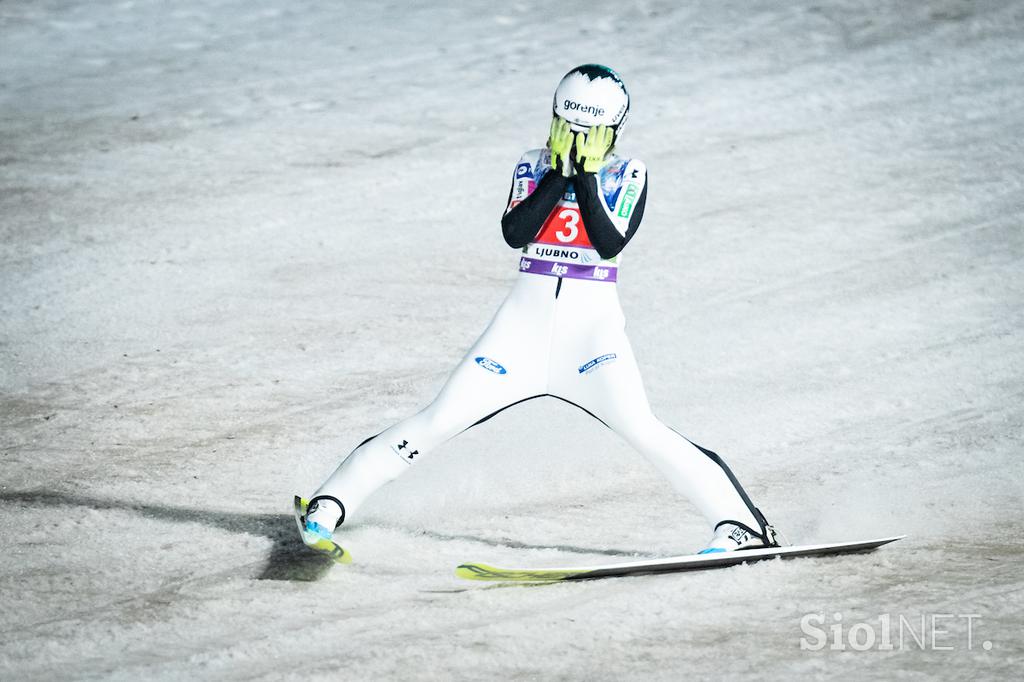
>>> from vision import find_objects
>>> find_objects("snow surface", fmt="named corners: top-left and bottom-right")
top-left (2, 0), bottom-right (1022, 679)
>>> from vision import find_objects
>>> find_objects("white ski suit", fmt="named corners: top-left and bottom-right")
top-left (308, 148), bottom-right (771, 542)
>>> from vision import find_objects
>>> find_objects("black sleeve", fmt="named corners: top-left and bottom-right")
top-left (501, 170), bottom-right (570, 249)
top-left (573, 171), bottom-right (647, 260)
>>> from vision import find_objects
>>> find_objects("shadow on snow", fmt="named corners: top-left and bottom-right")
top-left (0, 489), bottom-right (333, 581)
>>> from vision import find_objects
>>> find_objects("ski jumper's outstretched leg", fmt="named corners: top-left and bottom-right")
top-left (549, 290), bottom-right (771, 540)
top-left (308, 280), bottom-right (550, 528)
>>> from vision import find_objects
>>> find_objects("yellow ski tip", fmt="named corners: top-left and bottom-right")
top-left (455, 563), bottom-right (501, 581)
top-left (330, 547), bottom-right (354, 565)
top-left (301, 531), bottom-right (353, 564)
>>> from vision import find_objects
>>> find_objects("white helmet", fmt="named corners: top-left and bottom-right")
top-left (552, 64), bottom-right (630, 138)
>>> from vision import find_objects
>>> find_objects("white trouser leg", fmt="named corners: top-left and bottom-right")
top-left (550, 308), bottom-right (763, 533)
top-left (311, 388), bottom-right (495, 522)
top-left (312, 279), bottom-right (551, 524)
top-left (612, 408), bottom-right (763, 532)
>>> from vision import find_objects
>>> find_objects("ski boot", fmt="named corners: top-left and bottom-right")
top-left (699, 521), bottom-right (781, 554)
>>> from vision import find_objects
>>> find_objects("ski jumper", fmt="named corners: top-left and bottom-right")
top-left (311, 149), bottom-right (771, 540)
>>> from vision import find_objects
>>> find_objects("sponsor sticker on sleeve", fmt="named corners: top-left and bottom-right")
top-left (617, 183), bottom-right (639, 218)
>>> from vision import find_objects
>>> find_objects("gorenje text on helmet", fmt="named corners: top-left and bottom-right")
top-left (562, 99), bottom-right (605, 118)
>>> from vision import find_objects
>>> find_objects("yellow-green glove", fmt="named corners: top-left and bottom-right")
top-left (574, 125), bottom-right (614, 173)
top-left (549, 116), bottom-right (574, 177)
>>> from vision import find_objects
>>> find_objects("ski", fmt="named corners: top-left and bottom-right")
top-left (456, 535), bottom-right (904, 582)
top-left (293, 495), bottom-right (352, 564)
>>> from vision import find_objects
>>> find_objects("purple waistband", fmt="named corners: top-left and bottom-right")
top-left (519, 257), bottom-right (617, 283)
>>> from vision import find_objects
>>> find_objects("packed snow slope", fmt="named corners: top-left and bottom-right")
top-left (2, 1), bottom-right (1022, 679)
